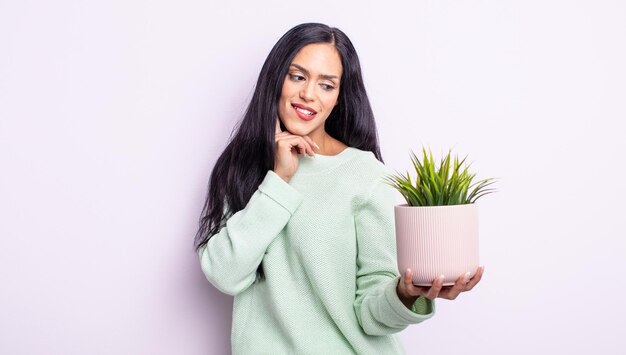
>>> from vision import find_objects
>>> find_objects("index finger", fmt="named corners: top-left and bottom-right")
top-left (425, 275), bottom-right (445, 300)
top-left (275, 117), bottom-right (282, 134)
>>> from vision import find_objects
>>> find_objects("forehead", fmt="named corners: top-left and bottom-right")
top-left (291, 43), bottom-right (342, 77)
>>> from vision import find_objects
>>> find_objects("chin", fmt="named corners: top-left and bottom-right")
top-left (285, 126), bottom-right (310, 136)
top-left (283, 121), bottom-right (318, 136)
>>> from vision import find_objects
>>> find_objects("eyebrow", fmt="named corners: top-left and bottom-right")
top-left (290, 63), bottom-right (340, 81)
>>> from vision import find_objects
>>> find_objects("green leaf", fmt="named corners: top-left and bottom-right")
top-left (384, 146), bottom-right (498, 206)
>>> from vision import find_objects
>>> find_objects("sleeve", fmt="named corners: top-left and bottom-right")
top-left (197, 170), bottom-right (304, 296)
top-left (353, 174), bottom-right (436, 336)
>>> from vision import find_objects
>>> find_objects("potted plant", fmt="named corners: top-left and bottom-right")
top-left (384, 147), bottom-right (497, 286)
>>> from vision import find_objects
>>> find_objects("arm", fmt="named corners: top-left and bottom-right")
top-left (353, 177), bottom-right (436, 336)
top-left (197, 170), bottom-right (303, 296)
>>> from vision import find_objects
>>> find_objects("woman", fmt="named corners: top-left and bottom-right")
top-left (195, 22), bottom-right (483, 354)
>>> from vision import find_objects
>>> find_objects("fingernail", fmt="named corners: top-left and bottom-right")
top-left (464, 272), bottom-right (471, 282)
top-left (314, 142), bottom-right (320, 149)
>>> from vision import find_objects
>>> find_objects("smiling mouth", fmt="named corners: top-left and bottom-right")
top-left (291, 104), bottom-right (317, 121)
top-left (292, 104), bottom-right (316, 116)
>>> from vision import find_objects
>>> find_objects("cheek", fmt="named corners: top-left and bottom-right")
top-left (281, 79), bottom-right (298, 97)
top-left (278, 87), bottom-right (292, 110)
top-left (322, 93), bottom-right (339, 110)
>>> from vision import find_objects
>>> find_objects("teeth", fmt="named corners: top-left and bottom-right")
top-left (295, 106), bottom-right (315, 116)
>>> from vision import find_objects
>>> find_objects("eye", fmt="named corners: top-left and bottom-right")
top-left (288, 73), bottom-right (305, 81)
top-left (321, 84), bottom-right (335, 91)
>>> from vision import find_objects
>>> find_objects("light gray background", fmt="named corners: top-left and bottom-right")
top-left (1, 0), bottom-right (624, 354)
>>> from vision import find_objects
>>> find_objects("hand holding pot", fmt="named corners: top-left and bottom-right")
top-left (396, 266), bottom-right (484, 308)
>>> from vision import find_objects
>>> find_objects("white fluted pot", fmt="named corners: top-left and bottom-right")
top-left (395, 203), bottom-right (479, 286)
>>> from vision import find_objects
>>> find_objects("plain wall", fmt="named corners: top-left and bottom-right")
top-left (1, 0), bottom-right (625, 354)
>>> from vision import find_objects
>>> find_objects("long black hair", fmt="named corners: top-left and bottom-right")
top-left (194, 23), bottom-right (383, 276)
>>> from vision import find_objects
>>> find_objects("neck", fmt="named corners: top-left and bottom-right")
top-left (310, 131), bottom-right (338, 156)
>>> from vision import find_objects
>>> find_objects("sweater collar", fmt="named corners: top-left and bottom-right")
top-left (295, 146), bottom-right (360, 174)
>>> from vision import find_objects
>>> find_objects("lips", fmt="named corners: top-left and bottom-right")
top-left (292, 103), bottom-right (317, 121)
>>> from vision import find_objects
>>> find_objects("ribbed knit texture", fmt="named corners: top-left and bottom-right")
top-left (198, 147), bottom-right (436, 354)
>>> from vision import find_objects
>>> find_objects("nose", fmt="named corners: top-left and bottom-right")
top-left (299, 81), bottom-right (315, 102)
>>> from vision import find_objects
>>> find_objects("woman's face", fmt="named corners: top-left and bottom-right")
top-left (277, 43), bottom-right (342, 140)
